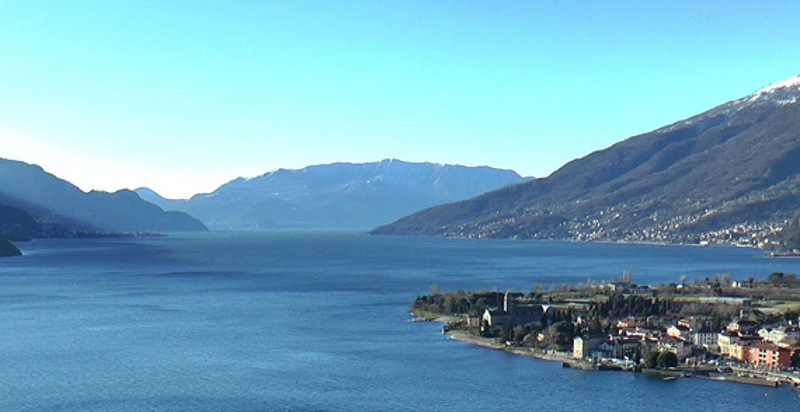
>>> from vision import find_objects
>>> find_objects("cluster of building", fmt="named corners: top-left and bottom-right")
top-left (563, 208), bottom-right (784, 248)
top-left (573, 316), bottom-right (704, 363)
top-left (716, 311), bottom-right (800, 368)
top-left (695, 223), bottom-right (784, 249)
top-left (471, 292), bottom-right (800, 370)
top-left (575, 308), bottom-right (800, 369)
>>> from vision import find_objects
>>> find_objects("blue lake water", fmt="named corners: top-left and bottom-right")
top-left (2, 231), bottom-right (800, 411)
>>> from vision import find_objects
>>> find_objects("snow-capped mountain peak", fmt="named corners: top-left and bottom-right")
top-left (746, 74), bottom-right (800, 105)
top-left (756, 74), bottom-right (800, 93)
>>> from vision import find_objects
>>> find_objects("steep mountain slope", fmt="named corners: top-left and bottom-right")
top-left (0, 204), bottom-right (40, 240)
top-left (138, 159), bottom-right (524, 230)
top-left (0, 158), bottom-right (207, 234)
top-left (372, 75), bottom-right (800, 246)
top-left (780, 213), bottom-right (800, 251)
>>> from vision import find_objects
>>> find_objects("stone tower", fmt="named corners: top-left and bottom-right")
top-left (504, 290), bottom-right (515, 313)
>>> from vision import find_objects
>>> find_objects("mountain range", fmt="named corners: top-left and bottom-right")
top-left (0, 157), bottom-right (206, 240)
top-left (372, 74), bottom-right (800, 247)
top-left (6, 72), bottom-right (800, 251)
top-left (137, 159), bottom-right (524, 230)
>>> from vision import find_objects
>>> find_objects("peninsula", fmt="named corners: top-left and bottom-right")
top-left (414, 273), bottom-right (800, 389)
top-left (0, 237), bottom-right (21, 257)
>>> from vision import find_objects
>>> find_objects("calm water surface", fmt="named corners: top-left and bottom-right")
top-left (2, 231), bottom-right (800, 411)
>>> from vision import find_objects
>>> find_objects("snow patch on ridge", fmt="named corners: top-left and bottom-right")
top-left (755, 74), bottom-right (800, 94)
top-left (746, 74), bottom-right (800, 104)
top-left (656, 74), bottom-right (800, 135)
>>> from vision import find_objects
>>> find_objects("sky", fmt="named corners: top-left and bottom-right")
top-left (2, 1), bottom-right (800, 199)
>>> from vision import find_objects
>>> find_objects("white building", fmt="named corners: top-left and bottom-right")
top-left (692, 331), bottom-right (718, 349)
top-left (573, 335), bottom-right (605, 359)
top-left (759, 326), bottom-right (800, 343)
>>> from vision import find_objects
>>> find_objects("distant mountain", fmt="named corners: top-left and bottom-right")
top-left (0, 158), bottom-right (207, 235)
top-left (372, 74), bottom-right (800, 246)
top-left (138, 159), bottom-right (524, 230)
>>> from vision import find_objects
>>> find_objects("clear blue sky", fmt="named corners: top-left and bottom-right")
top-left (2, 1), bottom-right (800, 198)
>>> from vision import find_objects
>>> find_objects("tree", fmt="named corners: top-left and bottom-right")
top-left (586, 317), bottom-right (603, 335)
top-left (513, 325), bottom-right (527, 343)
top-left (455, 297), bottom-right (470, 313)
top-left (657, 351), bottom-right (678, 368)
top-left (644, 351), bottom-right (659, 369)
top-left (522, 332), bottom-right (538, 347)
top-left (548, 320), bottom-right (575, 350)
top-left (500, 323), bottom-right (514, 343)
top-left (768, 272), bottom-right (785, 284)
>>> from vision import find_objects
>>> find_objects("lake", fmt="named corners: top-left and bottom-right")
top-left (1, 231), bottom-right (800, 411)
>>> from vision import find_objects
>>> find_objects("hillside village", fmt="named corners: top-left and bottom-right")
top-left (415, 272), bottom-right (800, 387)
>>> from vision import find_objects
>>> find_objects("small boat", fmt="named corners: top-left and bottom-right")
top-left (663, 376), bottom-right (677, 382)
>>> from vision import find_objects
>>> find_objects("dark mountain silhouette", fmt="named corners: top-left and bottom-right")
top-left (0, 203), bottom-right (40, 240)
top-left (0, 237), bottom-right (20, 257)
top-left (0, 158), bottom-right (207, 236)
top-left (137, 159), bottom-right (524, 230)
top-left (372, 75), bottom-right (800, 246)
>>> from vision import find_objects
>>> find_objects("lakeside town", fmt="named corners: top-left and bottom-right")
top-left (413, 271), bottom-right (800, 389)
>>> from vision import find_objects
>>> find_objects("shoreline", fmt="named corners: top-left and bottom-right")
top-left (445, 330), bottom-right (602, 368)
top-left (428, 234), bottom-right (800, 258)
top-left (427, 233), bottom-right (778, 251)
top-left (441, 328), bottom-right (800, 390)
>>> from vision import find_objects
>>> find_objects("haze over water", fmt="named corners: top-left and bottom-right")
top-left (2, 231), bottom-right (800, 411)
